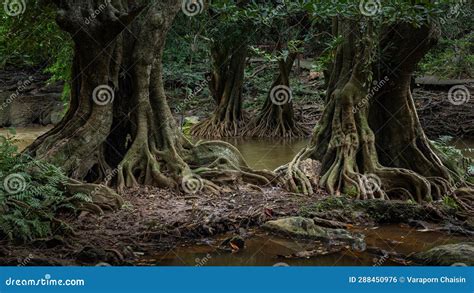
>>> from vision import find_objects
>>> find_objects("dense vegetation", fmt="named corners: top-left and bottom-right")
top-left (0, 132), bottom-right (89, 241)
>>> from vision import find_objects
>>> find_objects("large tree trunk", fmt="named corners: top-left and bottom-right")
top-left (190, 43), bottom-right (248, 138)
top-left (244, 52), bottom-right (309, 138)
top-left (279, 18), bottom-right (472, 207)
top-left (26, 0), bottom-right (277, 209)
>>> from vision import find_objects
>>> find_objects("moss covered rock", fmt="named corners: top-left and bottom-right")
top-left (414, 242), bottom-right (474, 266)
top-left (262, 216), bottom-right (364, 245)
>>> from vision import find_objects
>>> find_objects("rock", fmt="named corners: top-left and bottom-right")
top-left (413, 242), bottom-right (474, 266)
top-left (262, 217), bottom-right (363, 245)
top-left (219, 235), bottom-right (245, 252)
top-left (76, 246), bottom-right (108, 263)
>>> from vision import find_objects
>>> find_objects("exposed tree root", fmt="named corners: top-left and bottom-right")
top-left (453, 187), bottom-right (474, 214)
top-left (243, 52), bottom-right (310, 138)
top-left (65, 179), bottom-right (123, 213)
top-left (190, 115), bottom-right (247, 138)
top-left (186, 140), bottom-right (280, 188)
top-left (276, 19), bottom-right (474, 210)
top-left (25, 1), bottom-right (281, 210)
top-left (275, 147), bottom-right (315, 195)
top-left (244, 106), bottom-right (310, 138)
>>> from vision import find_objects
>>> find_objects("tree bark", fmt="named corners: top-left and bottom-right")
top-left (26, 0), bottom-right (277, 208)
top-left (190, 42), bottom-right (248, 138)
top-left (244, 52), bottom-right (309, 138)
top-left (279, 18), bottom-right (472, 205)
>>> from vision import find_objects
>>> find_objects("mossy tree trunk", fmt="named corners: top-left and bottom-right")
top-left (190, 42), bottom-right (248, 138)
top-left (244, 51), bottom-right (309, 138)
top-left (280, 18), bottom-right (472, 206)
top-left (26, 0), bottom-right (276, 209)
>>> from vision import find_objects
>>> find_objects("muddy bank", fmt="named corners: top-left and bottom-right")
top-left (0, 187), bottom-right (472, 266)
top-left (0, 186), bottom-right (322, 266)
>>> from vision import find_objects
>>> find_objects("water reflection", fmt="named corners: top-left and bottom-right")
top-left (222, 137), bottom-right (309, 170)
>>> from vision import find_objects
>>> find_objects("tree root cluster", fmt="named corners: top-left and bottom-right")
top-left (243, 111), bottom-right (310, 138)
top-left (190, 115), bottom-right (247, 138)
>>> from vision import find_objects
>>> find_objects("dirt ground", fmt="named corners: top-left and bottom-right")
top-left (0, 186), bottom-right (325, 266)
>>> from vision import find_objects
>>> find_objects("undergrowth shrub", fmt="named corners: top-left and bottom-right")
top-left (0, 133), bottom-right (90, 242)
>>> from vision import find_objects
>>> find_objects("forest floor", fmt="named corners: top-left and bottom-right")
top-left (1, 184), bottom-right (473, 266)
top-left (0, 186), bottom-right (325, 266)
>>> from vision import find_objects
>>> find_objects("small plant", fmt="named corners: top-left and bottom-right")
top-left (442, 195), bottom-right (458, 210)
top-left (431, 137), bottom-right (472, 179)
top-left (0, 133), bottom-right (89, 242)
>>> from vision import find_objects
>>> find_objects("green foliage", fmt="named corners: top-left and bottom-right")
top-left (442, 195), bottom-right (458, 210)
top-left (300, 196), bottom-right (351, 214)
top-left (312, 35), bottom-right (342, 73)
top-left (0, 1), bottom-right (73, 98)
top-left (0, 134), bottom-right (89, 242)
top-left (418, 1), bottom-right (473, 78)
top-left (419, 33), bottom-right (474, 79)
top-left (431, 136), bottom-right (473, 181)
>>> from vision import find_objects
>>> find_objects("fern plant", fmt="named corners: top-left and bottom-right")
top-left (431, 136), bottom-right (474, 184)
top-left (0, 134), bottom-right (90, 242)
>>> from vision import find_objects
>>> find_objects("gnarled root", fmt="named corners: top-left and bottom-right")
top-left (66, 179), bottom-right (124, 214)
top-left (453, 187), bottom-right (474, 214)
top-left (243, 110), bottom-right (310, 138)
top-left (275, 147), bottom-right (316, 195)
top-left (113, 134), bottom-right (280, 196)
top-left (187, 140), bottom-right (281, 189)
top-left (190, 115), bottom-right (247, 138)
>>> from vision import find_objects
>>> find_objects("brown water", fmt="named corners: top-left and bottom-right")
top-left (142, 225), bottom-right (469, 266)
top-left (221, 137), bottom-right (309, 170)
top-left (0, 126), bottom-right (53, 151)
